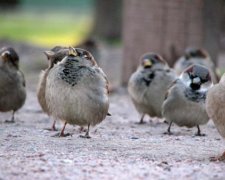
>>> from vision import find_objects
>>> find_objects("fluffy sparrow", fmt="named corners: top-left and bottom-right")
top-left (0, 47), bottom-right (26, 123)
top-left (206, 74), bottom-right (225, 161)
top-left (128, 53), bottom-right (176, 124)
top-left (37, 46), bottom-right (69, 130)
top-left (162, 64), bottom-right (212, 135)
top-left (174, 48), bottom-right (219, 84)
top-left (45, 47), bottom-right (109, 138)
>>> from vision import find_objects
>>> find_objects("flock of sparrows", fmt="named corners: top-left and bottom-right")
top-left (0, 45), bottom-right (225, 161)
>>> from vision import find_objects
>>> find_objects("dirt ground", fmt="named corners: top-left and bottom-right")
top-left (0, 40), bottom-right (225, 179)
top-left (0, 88), bottom-right (225, 180)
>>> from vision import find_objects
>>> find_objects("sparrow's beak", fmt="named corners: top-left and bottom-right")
top-left (68, 47), bottom-right (78, 57)
top-left (143, 59), bottom-right (152, 68)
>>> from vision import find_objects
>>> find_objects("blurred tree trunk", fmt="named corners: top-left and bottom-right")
top-left (0, 0), bottom-right (20, 9)
top-left (203, 0), bottom-right (224, 65)
top-left (122, 0), bottom-right (224, 84)
top-left (220, 2), bottom-right (225, 51)
top-left (92, 0), bottom-right (122, 41)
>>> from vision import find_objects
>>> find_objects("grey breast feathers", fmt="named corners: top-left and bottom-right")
top-left (184, 88), bottom-right (206, 103)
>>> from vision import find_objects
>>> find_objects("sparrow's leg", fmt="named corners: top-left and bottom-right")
top-left (210, 151), bottom-right (225, 161)
top-left (79, 126), bottom-right (86, 133)
top-left (52, 122), bottom-right (70, 137)
top-left (195, 125), bottom-right (205, 136)
top-left (136, 114), bottom-right (146, 124)
top-left (80, 124), bottom-right (91, 139)
top-left (51, 120), bottom-right (57, 131)
top-left (164, 121), bottom-right (173, 135)
top-left (44, 120), bottom-right (57, 131)
top-left (5, 111), bottom-right (15, 123)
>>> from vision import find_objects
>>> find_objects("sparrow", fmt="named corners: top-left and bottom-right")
top-left (37, 46), bottom-right (69, 131)
top-left (0, 47), bottom-right (26, 123)
top-left (162, 64), bottom-right (212, 136)
top-left (174, 48), bottom-right (219, 84)
top-left (206, 74), bottom-right (225, 161)
top-left (128, 53), bottom-right (177, 124)
top-left (45, 47), bottom-right (109, 138)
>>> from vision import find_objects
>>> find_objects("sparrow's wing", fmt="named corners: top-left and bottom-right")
top-left (210, 65), bottom-right (220, 83)
top-left (18, 70), bottom-right (26, 87)
top-left (94, 66), bottom-right (109, 94)
top-left (164, 79), bottom-right (179, 100)
top-left (0, 67), bottom-right (23, 98)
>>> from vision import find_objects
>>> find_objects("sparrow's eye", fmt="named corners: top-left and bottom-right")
top-left (188, 73), bottom-right (195, 79)
top-left (190, 52), bottom-right (195, 57)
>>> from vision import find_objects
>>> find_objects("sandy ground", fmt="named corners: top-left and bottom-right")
top-left (0, 88), bottom-right (225, 180)
top-left (0, 39), bottom-right (225, 179)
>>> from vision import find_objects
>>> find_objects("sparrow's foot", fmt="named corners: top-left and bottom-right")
top-left (79, 126), bottom-right (86, 133)
top-left (51, 121), bottom-right (57, 131)
top-left (79, 134), bottom-right (91, 139)
top-left (195, 132), bottom-right (206, 136)
top-left (52, 132), bottom-right (71, 137)
top-left (163, 131), bottom-right (173, 135)
top-left (52, 122), bottom-right (69, 137)
top-left (196, 125), bottom-right (205, 136)
top-left (163, 121), bottom-right (173, 135)
top-left (44, 127), bottom-right (58, 131)
top-left (79, 128), bottom-right (91, 139)
top-left (80, 124), bottom-right (91, 138)
top-left (135, 114), bottom-right (146, 124)
top-left (210, 152), bottom-right (225, 162)
top-left (5, 119), bottom-right (15, 123)
top-left (163, 120), bottom-right (169, 124)
top-left (59, 132), bottom-right (71, 137)
top-left (135, 120), bottom-right (146, 125)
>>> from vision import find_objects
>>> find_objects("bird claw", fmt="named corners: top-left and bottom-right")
top-left (135, 121), bottom-right (146, 125)
top-left (79, 134), bottom-right (91, 139)
top-left (210, 156), bottom-right (225, 162)
top-left (195, 132), bottom-right (206, 137)
top-left (4, 120), bottom-right (15, 123)
top-left (163, 131), bottom-right (173, 135)
top-left (210, 152), bottom-right (225, 162)
top-left (163, 120), bottom-right (169, 124)
top-left (79, 127), bottom-right (87, 133)
top-left (52, 132), bottom-right (71, 137)
top-left (44, 127), bottom-right (58, 131)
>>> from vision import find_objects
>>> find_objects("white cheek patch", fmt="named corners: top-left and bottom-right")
top-left (2, 51), bottom-right (10, 57)
top-left (193, 77), bottom-right (201, 84)
top-left (180, 72), bottom-right (191, 86)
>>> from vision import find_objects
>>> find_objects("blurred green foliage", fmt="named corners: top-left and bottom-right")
top-left (21, 0), bottom-right (93, 10)
top-left (0, 0), bottom-right (94, 47)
